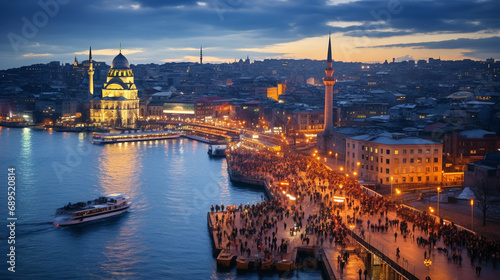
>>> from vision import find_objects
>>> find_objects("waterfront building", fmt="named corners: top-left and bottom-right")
top-left (346, 132), bottom-right (443, 189)
top-left (90, 46), bottom-right (139, 127)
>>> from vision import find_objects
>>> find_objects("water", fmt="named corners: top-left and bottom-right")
top-left (0, 128), bottom-right (322, 279)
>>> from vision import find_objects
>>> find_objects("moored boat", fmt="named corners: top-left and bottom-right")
top-left (208, 144), bottom-right (227, 157)
top-left (92, 130), bottom-right (181, 144)
top-left (54, 194), bottom-right (131, 226)
top-left (275, 259), bottom-right (294, 271)
top-left (216, 250), bottom-right (236, 268)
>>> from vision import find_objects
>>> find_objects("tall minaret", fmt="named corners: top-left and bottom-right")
top-left (88, 45), bottom-right (94, 97)
top-left (200, 46), bottom-right (203, 65)
top-left (322, 33), bottom-right (336, 134)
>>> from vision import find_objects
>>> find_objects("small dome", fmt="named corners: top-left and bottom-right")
top-left (111, 53), bottom-right (130, 69)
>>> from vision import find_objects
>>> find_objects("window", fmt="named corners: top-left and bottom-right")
top-left (426, 149), bottom-right (430, 154)
top-left (370, 165), bottom-right (373, 170)
top-left (353, 144), bottom-right (355, 149)
top-left (434, 176), bottom-right (438, 181)
top-left (348, 143), bottom-right (350, 148)
top-left (353, 153), bottom-right (355, 158)
top-left (418, 149), bottom-right (422, 154)
top-left (375, 148), bottom-right (378, 154)
top-left (394, 158), bottom-right (399, 164)
top-left (347, 151), bottom-right (350, 157)
top-left (370, 147), bottom-right (373, 152)
top-left (426, 176), bottom-right (429, 181)
top-left (403, 149), bottom-right (407, 154)
top-left (370, 156), bottom-right (374, 161)
top-left (386, 149), bottom-right (390, 155)
top-left (386, 177), bottom-right (389, 182)
top-left (410, 158), bottom-right (414, 163)
top-left (402, 168), bottom-right (406, 173)
top-left (386, 168), bottom-right (389, 174)
top-left (402, 177), bottom-right (406, 182)
top-left (361, 154), bottom-right (365, 160)
top-left (362, 145), bottom-right (365, 150)
top-left (433, 167), bottom-right (438, 172)
top-left (425, 158), bottom-right (430, 163)
top-left (403, 158), bottom-right (407, 164)
top-left (376, 167), bottom-right (379, 172)
top-left (426, 167), bottom-right (430, 172)
top-left (434, 158), bottom-right (438, 163)
top-left (386, 159), bottom-right (390, 164)
top-left (417, 176), bottom-right (422, 182)
top-left (434, 149), bottom-right (438, 154)
top-left (410, 149), bottom-right (414, 154)
top-left (395, 168), bottom-right (399, 174)
top-left (417, 158), bottom-right (422, 163)
top-left (471, 150), bottom-right (477, 154)
top-left (410, 177), bottom-right (414, 182)
top-left (381, 149), bottom-right (384, 154)
top-left (395, 150), bottom-right (399, 155)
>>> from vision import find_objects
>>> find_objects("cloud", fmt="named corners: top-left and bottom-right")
top-left (74, 48), bottom-right (143, 56)
top-left (162, 55), bottom-right (231, 64)
top-left (22, 53), bottom-right (53, 57)
top-left (368, 36), bottom-right (500, 50)
top-left (0, 0), bottom-right (498, 68)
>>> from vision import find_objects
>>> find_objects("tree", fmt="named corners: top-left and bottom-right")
top-left (470, 176), bottom-right (500, 226)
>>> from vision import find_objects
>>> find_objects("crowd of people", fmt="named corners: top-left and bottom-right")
top-left (211, 145), bottom-right (500, 274)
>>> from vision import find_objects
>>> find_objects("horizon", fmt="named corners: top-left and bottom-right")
top-left (1, 0), bottom-right (499, 69)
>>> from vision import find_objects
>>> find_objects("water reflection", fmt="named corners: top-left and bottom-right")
top-left (97, 144), bottom-right (142, 197)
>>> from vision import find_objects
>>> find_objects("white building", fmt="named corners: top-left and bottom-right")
top-left (346, 133), bottom-right (443, 189)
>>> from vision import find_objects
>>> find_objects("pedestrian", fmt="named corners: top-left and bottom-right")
top-left (363, 269), bottom-right (368, 280)
top-left (396, 247), bottom-right (400, 257)
top-left (394, 232), bottom-right (397, 241)
top-left (358, 268), bottom-right (362, 280)
top-left (424, 251), bottom-right (427, 259)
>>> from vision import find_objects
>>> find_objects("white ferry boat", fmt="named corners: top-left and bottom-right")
top-left (54, 194), bottom-right (131, 226)
top-left (208, 144), bottom-right (227, 157)
top-left (92, 130), bottom-right (181, 144)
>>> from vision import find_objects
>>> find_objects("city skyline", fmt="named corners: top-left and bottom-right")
top-left (1, 0), bottom-right (499, 69)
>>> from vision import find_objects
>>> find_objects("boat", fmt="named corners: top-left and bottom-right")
top-left (275, 259), bottom-right (294, 271)
top-left (54, 194), bottom-right (131, 226)
top-left (260, 258), bottom-right (273, 270)
top-left (216, 250), bottom-right (236, 268)
top-left (236, 256), bottom-right (262, 270)
top-left (208, 144), bottom-right (227, 157)
top-left (92, 130), bottom-right (181, 144)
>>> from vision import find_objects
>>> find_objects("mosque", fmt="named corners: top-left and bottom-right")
top-left (89, 45), bottom-right (139, 127)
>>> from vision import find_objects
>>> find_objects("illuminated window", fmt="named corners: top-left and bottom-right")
top-left (395, 150), bottom-right (399, 155)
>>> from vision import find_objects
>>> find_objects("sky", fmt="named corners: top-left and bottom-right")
top-left (0, 0), bottom-right (499, 69)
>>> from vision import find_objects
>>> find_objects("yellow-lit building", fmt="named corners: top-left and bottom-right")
top-left (90, 48), bottom-right (139, 127)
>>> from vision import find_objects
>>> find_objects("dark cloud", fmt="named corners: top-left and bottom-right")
top-left (0, 0), bottom-right (498, 67)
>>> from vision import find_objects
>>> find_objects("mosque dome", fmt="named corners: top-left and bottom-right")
top-left (111, 53), bottom-right (130, 69)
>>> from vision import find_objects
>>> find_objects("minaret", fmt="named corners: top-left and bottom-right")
top-left (88, 45), bottom-right (94, 97)
top-left (200, 46), bottom-right (203, 65)
top-left (322, 33), bottom-right (336, 134)
top-left (73, 56), bottom-right (78, 67)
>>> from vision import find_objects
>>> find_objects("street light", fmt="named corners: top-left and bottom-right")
top-left (390, 176), bottom-right (394, 200)
top-left (437, 187), bottom-right (441, 217)
top-left (471, 199), bottom-right (474, 231)
top-left (335, 153), bottom-right (338, 169)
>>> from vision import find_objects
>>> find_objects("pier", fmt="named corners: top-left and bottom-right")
top-left (207, 144), bottom-right (500, 279)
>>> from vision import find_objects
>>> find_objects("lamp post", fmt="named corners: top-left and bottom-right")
top-left (471, 199), bottom-right (474, 231)
top-left (437, 187), bottom-right (441, 218)
top-left (335, 153), bottom-right (338, 169)
top-left (390, 176), bottom-right (394, 200)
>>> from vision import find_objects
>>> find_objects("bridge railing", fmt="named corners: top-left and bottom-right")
top-left (349, 229), bottom-right (419, 280)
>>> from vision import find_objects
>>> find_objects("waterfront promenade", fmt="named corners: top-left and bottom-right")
top-left (208, 144), bottom-right (500, 279)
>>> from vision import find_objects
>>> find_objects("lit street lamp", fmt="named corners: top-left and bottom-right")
top-left (471, 199), bottom-right (474, 231)
top-left (335, 153), bottom-right (338, 169)
top-left (390, 176), bottom-right (394, 200)
top-left (437, 187), bottom-right (441, 217)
